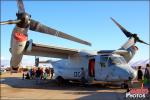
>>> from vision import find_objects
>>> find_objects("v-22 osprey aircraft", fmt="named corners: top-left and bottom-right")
top-left (1, 0), bottom-right (149, 84)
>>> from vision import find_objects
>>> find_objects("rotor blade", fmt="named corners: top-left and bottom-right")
top-left (137, 39), bottom-right (150, 45)
top-left (30, 19), bottom-right (91, 46)
top-left (17, 0), bottom-right (25, 13)
top-left (0, 19), bottom-right (21, 25)
top-left (111, 17), bottom-right (132, 37)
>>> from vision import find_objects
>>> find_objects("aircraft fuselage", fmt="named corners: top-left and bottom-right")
top-left (53, 54), bottom-right (137, 83)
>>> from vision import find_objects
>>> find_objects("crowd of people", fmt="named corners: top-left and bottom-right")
top-left (22, 67), bottom-right (54, 83)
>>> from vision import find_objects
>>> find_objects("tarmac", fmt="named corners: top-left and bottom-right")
top-left (0, 72), bottom-right (134, 100)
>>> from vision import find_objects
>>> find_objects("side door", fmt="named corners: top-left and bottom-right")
top-left (88, 58), bottom-right (95, 77)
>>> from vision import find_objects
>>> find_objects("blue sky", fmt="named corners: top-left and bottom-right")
top-left (1, 0), bottom-right (149, 66)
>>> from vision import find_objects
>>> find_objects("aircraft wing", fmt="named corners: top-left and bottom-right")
top-left (23, 43), bottom-right (79, 59)
top-left (98, 50), bottom-right (128, 55)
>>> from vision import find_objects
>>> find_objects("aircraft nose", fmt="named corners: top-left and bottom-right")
top-left (129, 70), bottom-right (137, 80)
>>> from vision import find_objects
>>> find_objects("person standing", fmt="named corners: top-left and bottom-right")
top-left (26, 72), bottom-right (30, 79)
top-left (144, 64), bottom-right (150, 79)
top-left (51, 68), bottom-right (54, 79)
top-left (29, 69), bottom-right (32, 79)
top-left (30, 69), bottom-right (34, 79)
top-left (45, 67), bottom-right (50, 78)
top-left (80, 67), bottom-right (86, 85)
top-left (144, 64), bottom-right (150, 88)
top-left (40, 68), bottom-right (44, 79)
top-left (36, 67), bottom-right (41, 84)
top-left (137, 66), bottom-right (143, 81)
top-left (22, 71), bottom-right (25, 80)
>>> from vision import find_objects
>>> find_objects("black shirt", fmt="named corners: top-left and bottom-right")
top-left (137, 69), bottom-right (143, 80)
top-left (36, 70), bottom-right (41, 77)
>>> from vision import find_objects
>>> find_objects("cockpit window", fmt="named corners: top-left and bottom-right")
top-left (108, 56), bottom-right (126, 65)
top-left (101, 56), bottom-right (108, 63)
top-left (100, 56), bottom-right (109, 67)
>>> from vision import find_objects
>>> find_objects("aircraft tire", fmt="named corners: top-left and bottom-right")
top-left (56, 76), bottom-right (65, 86)
top-left (121, 83), bottom-right (128, 89)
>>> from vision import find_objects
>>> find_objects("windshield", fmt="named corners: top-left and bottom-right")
top-left (101, 56), bottom-right (109, 63)
top-left (108, 56), bottom-right (127, 65)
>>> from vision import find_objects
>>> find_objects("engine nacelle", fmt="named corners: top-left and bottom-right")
top-left (10, 26), bottom-right (28, 70)
top-left (123, 46), bottom-right (138, 62)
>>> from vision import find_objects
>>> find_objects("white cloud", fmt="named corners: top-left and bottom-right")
top-left (1, 56), bottom-right (10, 67)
